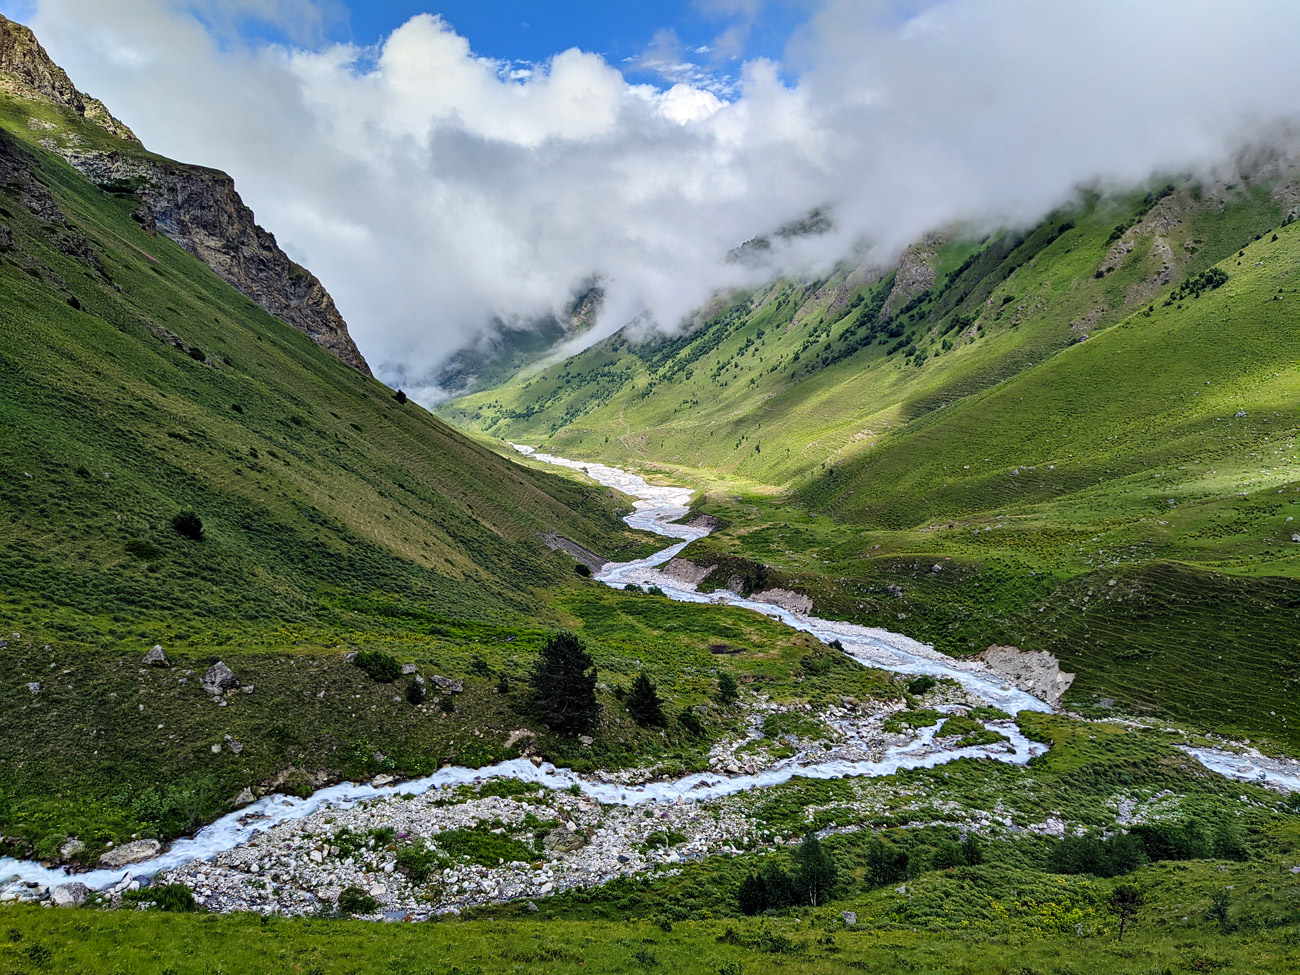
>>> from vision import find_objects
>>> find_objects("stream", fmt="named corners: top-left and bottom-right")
top-left (1, 446), bottom-right (1293, 898)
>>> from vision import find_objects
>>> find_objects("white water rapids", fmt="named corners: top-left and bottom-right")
top-left (0, 446), bottom-right (1290, 896)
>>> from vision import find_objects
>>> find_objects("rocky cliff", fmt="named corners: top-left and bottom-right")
top-left (0, 14), bottom-right (371, 376)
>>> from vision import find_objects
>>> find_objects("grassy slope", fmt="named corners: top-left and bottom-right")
top-left (443, 176), bottom-right (1300, 751)
top-left (0, 93), bottom-right (739, 853)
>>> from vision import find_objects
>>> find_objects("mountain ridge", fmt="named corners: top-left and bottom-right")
top-left (0, 13), bottom-right (371, 375)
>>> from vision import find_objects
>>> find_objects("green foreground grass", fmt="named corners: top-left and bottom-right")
top-left (2, 853), bottom-right (1297, 974)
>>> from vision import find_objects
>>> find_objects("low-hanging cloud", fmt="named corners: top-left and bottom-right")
top-left (19, 0), bottom-right (1300, 400)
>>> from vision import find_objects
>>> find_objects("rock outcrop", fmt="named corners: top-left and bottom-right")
top-left (57, 148), bottom-right (371, 375)
top-left (0, 14), bottom-right (371, 376)
top-left (751, 587), bottom-right (813, 615)
top-left (977, 645), bottom-right (1075, 707)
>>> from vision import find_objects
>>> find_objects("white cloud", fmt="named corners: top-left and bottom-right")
top-left (21, 0), bottom-right (1300, 400)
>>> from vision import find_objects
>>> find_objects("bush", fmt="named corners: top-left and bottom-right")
top-left (1049, 832), bottom-right (1143, 877)
top-left (905, 675), bottom-right (937, 696)
top-left (530, 631), bottom-right (599, 734)
top-left (170, 511), bottom-right (204, 541)
top-left (391, 389), bottom-right (407, 404)
top-left (716, 671), bottom-right (739, 706)
top-left (627, 673), bottom-right (665, 726)
top-left (337, 885), bottom-right (380, 915)
top-left (125, 539), bottom-right (162, 561)
top-left (395, 843), bottom-right (440, 884)
top-left (575, 563), bottom-right (592, 577)
top-left (354, 650), bottom-right (401, 683)
top-left (405, 678), bottom-right (426, 705)
top-left (677, 707), bottom-right (705, 737)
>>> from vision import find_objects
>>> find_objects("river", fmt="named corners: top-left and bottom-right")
top-left (0, 446), bottom-right (1291, 897)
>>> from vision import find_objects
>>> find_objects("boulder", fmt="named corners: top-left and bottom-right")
top-left (400, 663), bottom-right (418, 675)
top-left (59, 837), bottom-right (85, 860)
top-left (202, 660), bottom-right (238, 693)
top-left (99, 838), bottom-right (161, 868)
top-left (142, 645), bottom-right (170, 668)
top-left (542, 829), bottom-right (587, 854)
top-left (51, 882), bottom-right (88, 908)
top-left (429, 675), bottom-right (463, 694)
top-left (841, 910), bottom-right (857, 926)
top-left (223, 734), bottom-right (244, 755)
top-left (25, 681), bottom-right (39, 694)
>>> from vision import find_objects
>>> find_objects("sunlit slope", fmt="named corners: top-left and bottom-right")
top-left (444, 174), bottom-right (1300, 749)
top-left (0, 103), bottom-right (641, 635)
top-left (444, 176), bottom-right (1289, 490)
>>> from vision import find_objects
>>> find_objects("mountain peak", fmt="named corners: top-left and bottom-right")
top-left (0, 13), bottom-right (370, 375)
top-left (0, 14), bottom-right (140, 144)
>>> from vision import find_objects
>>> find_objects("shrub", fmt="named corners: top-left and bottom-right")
top-left (281, 771), bottom-right (314, 799)
top-left (392, 389), bottom-right (407, 404)
top-left (170, 510), bottom-right (204, 541)
top-left (574, 563), bottom-right (592, 577)
top-left (395, 843), bottom-right (440, 884)
top-left (405, 678), bottom-right (426, 705)
top-left (627, 672), bottom-right (665, 726)
top-left (337, 885), bottom-right (380, 915)
top-left (187, 347), bottom-right (206, 362)
top-left (354, 650), bottom-right (401, 683)
top-left (905, 675), bottom-right (937, 696)
top-left (677, 707), bottom-right (705, 737)
top-left (716, 671), bottom-right (739, 706)
top-left (530, 631), bottom-right (599, 734)
top-left (125, 539), bottom-right (163, 561)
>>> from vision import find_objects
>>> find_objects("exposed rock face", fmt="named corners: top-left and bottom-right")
top-left (751, 587), bottom-right (813, 615)
top-left (0, 15), bottom-right (140, 144)
top-left (429, 675), bottom-right (463, 695)
top-left (0, 15), bottom-right (370, 376)
top-left (57, 148), bottom-right (371, 375)
top-left (541, 533), bottom-right (607, 572)
top-left (977, 645), bottom-right (1075, 707)
top-left (99, 838), bottom-right (161, 868)
top-left (882, 233), bottom-right (946, 319)
top-left (661, 558), bottom-right (715, 586)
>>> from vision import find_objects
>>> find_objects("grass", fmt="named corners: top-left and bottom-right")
top-left (1, 852), bottom-right (1296, 973)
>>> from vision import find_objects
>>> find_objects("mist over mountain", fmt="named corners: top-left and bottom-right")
top-left (17, 0), bottom-right (1300, 401)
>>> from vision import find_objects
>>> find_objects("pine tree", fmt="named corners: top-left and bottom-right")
top-left (1108, 882), bottom-right (1145, 942)
top-left (737, 873), bottom-right (766, 915)
top-left (792, 832), bottom-right (838, 906)
top-left (530, 631), bottom-right (599, 734)
top-left (626, 672), bottom-right (665, 726)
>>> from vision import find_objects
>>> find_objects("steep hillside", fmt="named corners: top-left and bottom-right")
top-left (0, 13), bottom-right (370, 374)
top-left (444, 165), bottom-right (1300, 750)
top-left (0, 45), bottom-right (666, 854)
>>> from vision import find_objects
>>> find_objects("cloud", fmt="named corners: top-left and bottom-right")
top-left (20, 0), bottom-right (1300, 401)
